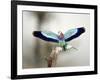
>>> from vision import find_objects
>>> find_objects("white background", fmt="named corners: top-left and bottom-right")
top-left (0, 0), bottom-right (99, 80)
top-left (22, 7), bottom-right (90, 69)
top-left (18, 6), bottom-right (93, 75)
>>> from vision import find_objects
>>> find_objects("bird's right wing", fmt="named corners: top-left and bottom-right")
top-left (33, 31), bottom-right (59, 43)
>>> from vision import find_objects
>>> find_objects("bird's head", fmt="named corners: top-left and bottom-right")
top-left (58, 31), bottom-right (64, 39)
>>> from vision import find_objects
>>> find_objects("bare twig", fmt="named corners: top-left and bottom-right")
top-left (46, 47), bottom-right (62, 67)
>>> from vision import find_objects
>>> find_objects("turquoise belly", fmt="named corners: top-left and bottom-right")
top-left (58, 41), bottom-right (68, 51)
top-left (59, 40), bottom-right (66, 47)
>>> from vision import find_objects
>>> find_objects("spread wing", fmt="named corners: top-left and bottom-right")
top-left (33, 31), bottom-right (59, 42)
top-left (64, 27), bottom-right (85, 42)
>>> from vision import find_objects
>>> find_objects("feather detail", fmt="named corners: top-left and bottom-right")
top-left (33, 31), bottom-right (58, 42)
top-left (64, 27), bottom-right (85, 42)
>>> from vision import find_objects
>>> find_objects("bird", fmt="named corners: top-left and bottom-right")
top-left (33, 27), bottom-right (85, 51)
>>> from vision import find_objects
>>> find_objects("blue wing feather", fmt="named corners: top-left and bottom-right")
top-left (41, 31), bottom-right (58, 40)
top-left (33, 31), bottom-right (59, 43)
top-left (64, 27), bottom-right (85, 42)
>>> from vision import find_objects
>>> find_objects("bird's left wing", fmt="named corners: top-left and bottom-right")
top-left (33, 31), bottom-right (59, 43)
top-left (64, 27), bottom-right (85, 42)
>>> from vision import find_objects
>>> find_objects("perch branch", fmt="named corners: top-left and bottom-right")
top-left (46, 47), bottom-right (62, 67)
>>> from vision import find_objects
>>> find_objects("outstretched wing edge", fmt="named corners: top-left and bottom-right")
top-left (65, 27), bottom-right (85, 42)
top-left (33, 31), bottom-right (59, 43)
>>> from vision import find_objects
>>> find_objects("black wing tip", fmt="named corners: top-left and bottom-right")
top-left (78, 27), bottom-right (85, 33)
top-left (32, 31), bottom-right (41, 36)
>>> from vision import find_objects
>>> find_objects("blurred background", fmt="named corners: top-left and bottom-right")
top-left (22, 11), bottom-right (90, 69)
